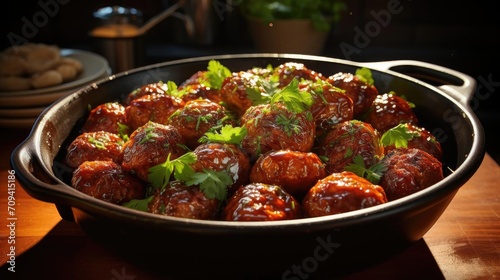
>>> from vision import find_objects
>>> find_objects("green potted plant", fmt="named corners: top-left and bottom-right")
top-left (240, 0), bottom-right (347, 54)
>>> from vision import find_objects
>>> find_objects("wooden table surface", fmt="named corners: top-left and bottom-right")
top-left (0, 126), bottom-right (499, 280)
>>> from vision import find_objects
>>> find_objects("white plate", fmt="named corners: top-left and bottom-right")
top-left (0, 106), bottom-right (46, 118)
top-left (0, 67), bottom-right (111, 107)
top-left (0, 49), bottom-right (110, 97)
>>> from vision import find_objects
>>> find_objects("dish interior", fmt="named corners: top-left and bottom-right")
top-left (15, 54), bottom-right (484, 270)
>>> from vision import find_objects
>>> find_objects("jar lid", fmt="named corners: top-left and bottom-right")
top-left (93, 6), bottom-right (142, 25)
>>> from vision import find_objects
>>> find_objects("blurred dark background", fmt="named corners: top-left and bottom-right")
top-left (2, 0), bottom-right (499, 164)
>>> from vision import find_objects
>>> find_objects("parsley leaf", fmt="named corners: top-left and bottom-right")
top-left (380, 123), bottom-right (419, 148)
top-left (203, 60), bottom-right (232, 90)
top-left (345, 155), bottom-right (387, 184)
top-left (246, 76), bottom-right (279, 106)
top-left (186, 169), bottom-right (233, 201)
top-left (147, 152), bottom-right (197, 190)
top-left (164, 80), bottom-right (188, 98)
top-left (199, 125), bottom-right (247, 145)
top-left (122, 195), bottom-right (154, 212)
top-left (270, 78), bottom-right (313, 113)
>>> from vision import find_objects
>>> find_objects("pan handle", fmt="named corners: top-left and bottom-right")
top-left (362, 60), bottom-right (477, 107)
top-left (11, 138), bottom-right (76, 221)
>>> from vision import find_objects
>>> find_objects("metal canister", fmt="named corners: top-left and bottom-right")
top-left (89, 6), bottom-right (144, 73)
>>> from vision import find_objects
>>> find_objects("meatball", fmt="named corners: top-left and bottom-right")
top-left (179, 82), bottom-right (223, 104)
top-left (300, 79), bottom-right (354, 135)
top-left (379, 148), bottom-right (444, 201)
top-left (71, 160), bottom-right (146, 204)
top-left (314, 120), bottom-right (384, 174)
top-left (125, 93), bottom-right (185, 131)
top-left (178, 71), bottom-right (223, 103)
top-left (250, 150), bottom-right (326, 198)
top-left (191, 142), bottom-right (251, 195)
top-left (167, 99), bottom-right (236, 149)
top-left (148, 180), bottom-right (219, 220)
top-left (326, 72), bottom-right (378, 117)
top-left (273, 62), bottom-right (325, 87)
top-left (302, 171), bottom-right (388, 217)
top-left (241, 102), bottom-right (316, 161)
top-left (124, 81), bottom-right (169, 105)
top-left (220, 70), bottom-right (263, 117)
top-left (81, 102), bottom-right (127, 134)
top-left (382, 123), bottom-right (443, 161)
top-left (222, 183), bottom-right (302, 221)
top-left (363, 92), bottom-right (419, 133)
top-left (65, 131), bottom-right (124, 168)
top-left (121, 122), bottom-right (186, 181)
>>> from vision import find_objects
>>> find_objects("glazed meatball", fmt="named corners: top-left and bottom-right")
top-left (382, 123), bottom-right (443, 161)
top-left (326, 72), bottom-right (378, 118)
top-left (273, 62), bottom-right (325, 87)
top-left (65, 131), bottom-right (124, 168)
top-left (148, 180), bottom-right (219, 220)
top-left (300, 79), bottom-right (354, 135)
top-left (124, 81), bottom-right (169, 105)
top-left (191, 142), bottom-right (251, 195)
top-left (379, 148), bottom-right (444, 201)
top-left (81, 102), bottom-right (128, 135)
top-left (250, 150), bottom-right (326, 198)
top-left (363, 92), bottom-right (419, 133)
top-left (125, 93), bottom-right (185, 131)
top-left (121, 122), bottom-right (186, 181)
top-left (178, 71), bottom-right (223, 103)
top-left (302, 171), bottom-right (388, 217)
top-left (241, 102), bottom-right (316, 161)
top-left (167, 99), bottom-right (236, 149)
top-left (222, 183), bottom-right (302, 221)
top-left (220, 70), bottom-right (264, 117)
top-left (71, 160), bottom-right (146, 204)
top-left (314, 120), bottom-right (384, 174)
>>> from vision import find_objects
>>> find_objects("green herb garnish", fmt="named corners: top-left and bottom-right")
top-left (355, 67), bottom-right (374, 85)
top-left (199, 124), bottom-right (247, 145)
top-left (276, 113), bottom-right (301, 136)
top-left (147, 152), bottom-right (197, 190)
top-left (185, 169), bottom-right (233, 201)
top-left (345, 155), bottom-right (387, 184)
top-left (117, 122), bottom-right (129, 141)
top-left (202, 60), bottom-right (232, 90)
top-left (122, 195), bottom-right (154, 212)
top-left (270, 78), bottom-right (313, 113)
top-left (88, 136), bottom-right (106, 150)
top-left (246, 75), bottom-right (280, 106)
top-left (138, 125), bottom-right (159, 144)
top-left (380, 123), bottom-right (420, 148)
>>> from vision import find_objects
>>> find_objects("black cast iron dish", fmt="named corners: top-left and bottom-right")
top-left (11, 54), bottom-right (485, 277)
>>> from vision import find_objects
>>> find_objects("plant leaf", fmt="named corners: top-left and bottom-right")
top-left (345, 155), bottom-right (387, 184)
top-left (199, 125), bottom-right (247, 145)
top-left (270, 78), bottom-right (313, 113)
top-left (185, 169), bottom-right (233, 201)
top-left (380, 124), bottom-right (419, 148)
top-left (147, 152), bottom-right (197, 189)
top-left (122, 195), bottom-right (154, 212)
top-left (203, 60), bottom-right (232, 90)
